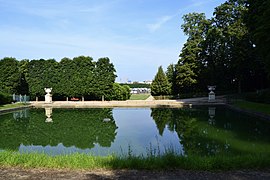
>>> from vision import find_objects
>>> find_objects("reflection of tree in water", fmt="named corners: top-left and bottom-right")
top-left (151, 107), bottom-right (270, 157)
top-left (0, 108), bottom-right (117, 150)
top-left (151, 108), bottom-right (199, 155)
top-left (0, 109), bottom-right (31, 150)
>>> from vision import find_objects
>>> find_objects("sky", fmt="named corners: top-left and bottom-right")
top-left (0, 0), bottom-right (226, 82)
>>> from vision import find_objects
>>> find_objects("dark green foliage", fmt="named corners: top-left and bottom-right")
top-left (174, 13), bottom-right (209, 94)
top-left (0, 57), bottom-right (20, 94)
top-left (246, 0), bottom-right (270, 76)
top-left (18, 60), bottom-right (29, 95)
top-left (168, 0), bottom-right (269, 97)
top-left (120, 83), bottom-right (150, 88)
top-left (166, 64), bottom-right (177, 95)
top-left (93, 57), bottom-right (117, 100)
top-left (108, 83), bottom-right (130, 101)
top-left (57, 56), bottom-right (95, 98)
top-left (27, 59), bottom-right (59, 98)
top-left (151, 66), bottom-right (171, 96)
top-left (122, 85), bottom-right (131, 100)
top-left (0, 56), bottom-right (121, 101)
top-left (0, 92), bottom-right (12, 105)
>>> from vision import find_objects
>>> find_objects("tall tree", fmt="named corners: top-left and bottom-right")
top-left (151, 66), bottom-right (171, 96)
top-left (0, 57), bottom-right (20, 94)
top-left (206, 0), bottom-right (267, 92)
top-left (27, 59), bottom-right (59, 98)
top-left (166, 64), bottom-right (177, 95)
top-left (93, 57), bottom-right (117, 100)
top-left (72, 56), bottom-right (95, 97)
top-left (18, 59), bottom-right (29, 95)
top-left (175, 13), bottom-right (209, 94)
top-left (246, 0), bottom-right (270, 76)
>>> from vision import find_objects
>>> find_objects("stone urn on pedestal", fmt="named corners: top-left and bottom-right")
top-left (44, 88), bottom-right (52, 103)
top-left (207, 86), bottom-right (216, 102)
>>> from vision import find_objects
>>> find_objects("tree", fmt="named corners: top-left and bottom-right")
top-left (18, 59), bottom-right (29, 95)
top-left (171, 0), bottom-right (269, 95)
top-left (122, 85), bottom-right (131, 100)
top-left (166, 64), bottom-right (177, 95)
top-left (246, 0), bottom-right (270, 76)
top-left (0, 57), bottom-right (20, 94)
top-left (204, 0), bottom-right (268, 92)
top-left (175, 13), bottom-right (209, 94)
top-left (151, 66), bottom-right (171, 96)
top-left (93, 57), bottom-right (117, 100)
top-left (26, 59), bottom-right (59, 98)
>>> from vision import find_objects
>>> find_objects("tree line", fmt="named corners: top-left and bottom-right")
top-left (0, 56), bottom-right (130, 101)
top-left (151, 0), bottom-right (270, 97)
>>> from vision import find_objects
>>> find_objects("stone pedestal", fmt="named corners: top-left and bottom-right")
top-left (208, 91), bottom-right (215, 101)
top-left (207, 86), bottom-right (216, 102)
top-left (44, 88), bottom-right (52, 103)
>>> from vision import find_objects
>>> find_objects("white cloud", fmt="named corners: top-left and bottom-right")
top-left (147, 15), bottom-right (174, 32)
top-left (146, 0), bottom-right (220, 32)
top-left (0, 27), bottom-right (179, 81)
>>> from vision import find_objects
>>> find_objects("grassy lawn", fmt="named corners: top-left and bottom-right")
top-left (233, 100), bottom-right (270, 116)
top-left (129, 94), bottom-right (150, 100)
top-left (0, 103), bottom-right (28, 110)
top-left (0, 150), bottom-right (269, 170)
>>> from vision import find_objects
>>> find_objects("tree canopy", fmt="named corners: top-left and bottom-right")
top-left (0, 56), bottom-right (130, 101)
top-left (161, 0), bottom-right (269, 96)
top-left (151, 66), bottom-right (171, 96)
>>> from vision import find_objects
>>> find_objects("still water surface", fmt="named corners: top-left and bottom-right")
top-left (0, 106), bottom-right (270, 157)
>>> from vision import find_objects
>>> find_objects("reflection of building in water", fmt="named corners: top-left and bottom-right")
top-left (208, 107), bottom-right (216, 125)
top-left (45, 107), bottom-right (53, 122)
top-left (13, 109), bottom-right (29, 120)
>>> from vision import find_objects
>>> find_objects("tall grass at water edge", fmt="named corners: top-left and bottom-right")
top-left (0, 150), bottom-right (270, 170)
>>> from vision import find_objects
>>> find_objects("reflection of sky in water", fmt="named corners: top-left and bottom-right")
top-left (3, 106), bottom-right (270, 157)
top-left (18, 108), bottom-right (183, 156)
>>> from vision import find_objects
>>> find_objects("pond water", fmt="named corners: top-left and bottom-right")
top-left (0, 106), bottom-right (270, 157)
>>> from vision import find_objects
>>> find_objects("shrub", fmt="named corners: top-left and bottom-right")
top-left (108, 83), bottom-right (131, 101)
top-left (0, 92), bottom-right (12, 105)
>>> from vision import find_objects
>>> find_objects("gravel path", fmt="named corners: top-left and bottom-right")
top-left (1, 167), bottom-right (270, 180)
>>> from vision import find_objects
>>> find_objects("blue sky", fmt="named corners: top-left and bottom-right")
top-left (0, 0), bottom-right (226, 82)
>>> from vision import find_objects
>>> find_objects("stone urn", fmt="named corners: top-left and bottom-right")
top-left (44, 88), bottom-right (52, 103)
top-left (207, 86), bottom-right (216, 102)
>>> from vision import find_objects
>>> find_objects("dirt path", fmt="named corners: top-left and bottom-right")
top-left (1, 167), bottom-right (270, 180)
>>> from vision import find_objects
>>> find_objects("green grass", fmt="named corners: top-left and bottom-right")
top-left (233, 100), bottom-right (270, 115)
top-left (0, 151), bottom-right (269, 170)
top-left (129, 94), bottom-right (150, 100)
top-left (0, 103), bottom-right (29, 110)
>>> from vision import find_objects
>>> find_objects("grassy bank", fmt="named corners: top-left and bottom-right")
top-left (129, 94), bottom-right (150, 100)
top-left (233, 100), bottom-right (270, 115)
top-left (0, 103), bottom-right (29, 110)
top-left (0, 151), bottom-right (270, 170)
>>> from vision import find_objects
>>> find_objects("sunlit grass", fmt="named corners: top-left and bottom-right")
top-left (0, 103), bottom-right (29, 110)
top-left (0, 150), bottom-right (269, 170)
top-left (129, 94), bottom-right (150, 100)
